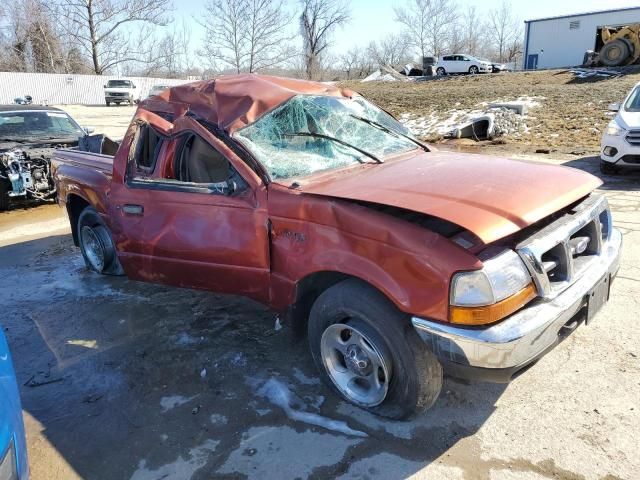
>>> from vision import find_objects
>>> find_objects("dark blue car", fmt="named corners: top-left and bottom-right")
top-left (0, 328), bottom-right (28, 480)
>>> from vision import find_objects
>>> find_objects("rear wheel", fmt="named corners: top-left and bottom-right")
top-left (436, 67), bottom-right (446, 76)
top-left (308, 279), bottom-right (443, 419)
top-left (77, 206), bottom-right (124, 275)
top-left (469, 65), bottom-right (479, 74)
top-left (600, 39), bottom-right (631, 67)
top-left (0, 181), bottom-right (9, 211)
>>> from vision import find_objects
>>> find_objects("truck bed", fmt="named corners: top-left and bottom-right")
top-left (53, 149), bottom-right (114, 177)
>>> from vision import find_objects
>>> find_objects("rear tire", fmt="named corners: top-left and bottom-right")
top-left (600, 40), bottom-right (631, 67)
top-left (0, 181), bottom-right (9, 211)
top-left (600, 160), bottom-right (619, 175)
top-left (308, 279), bottom-right (443, 419)
top-left (436, 67), bottom-right (446, 76)
top-left (77, 206), bottom-right (124, 275)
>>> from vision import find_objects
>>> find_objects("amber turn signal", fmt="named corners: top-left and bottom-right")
top-left (449, 283), bottom-right (537, 325)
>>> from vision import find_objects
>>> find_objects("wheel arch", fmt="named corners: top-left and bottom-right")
top-left (286, 270), bottom-right (399, 338)
top-left (66, 194), bottom-right (91, 246)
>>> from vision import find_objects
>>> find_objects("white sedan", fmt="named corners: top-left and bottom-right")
top-left (600, 81), bottom-right (640, 174)
top-left (436, 55), bottom-right (492, 75)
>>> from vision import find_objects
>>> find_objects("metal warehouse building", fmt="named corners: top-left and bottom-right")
top-left (523, 7), bottom-right (640, 70)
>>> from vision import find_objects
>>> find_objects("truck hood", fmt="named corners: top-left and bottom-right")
top-left (297, 151), bottom-right (601, 244)
top-left (617, 110), bottom-right (640, 129)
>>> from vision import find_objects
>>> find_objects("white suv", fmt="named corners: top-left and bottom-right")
top-left (600, 81), bottom-right (640, 174)
top-left (436, 55), bottom-right (492, 75)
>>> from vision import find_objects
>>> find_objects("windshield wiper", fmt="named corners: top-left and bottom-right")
top-left (349, 114), bottom-right (429, 152)
top-left (283, 132), bottom-right (383, 164)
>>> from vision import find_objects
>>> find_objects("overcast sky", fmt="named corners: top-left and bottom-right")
top-left (175, 0), bottom-right (639, 59)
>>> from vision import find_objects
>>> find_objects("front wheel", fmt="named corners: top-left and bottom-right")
top-left (308, 279), bottom-right (443, 419)
top-left (77, 206), bottom-right (124, 275)
top-left (105, 100), bottom-right (110, 106)
top-left (436, 67), bottom-right (446, 76)
top-left (469, 65), bottom-right (479, 74)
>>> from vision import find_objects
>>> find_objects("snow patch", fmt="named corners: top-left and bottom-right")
top-left (254, 378), bottom-right (367, 438)
top-left (160, 395), bottom-right (198, 413)
top-left (130, 439), bottom-right (218, 480)
top-left (292, 367), bottom-right (321, 386)
top-left (210, 414), bottom-right (228, 426)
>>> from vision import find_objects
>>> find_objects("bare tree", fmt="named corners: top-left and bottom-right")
top-left (50, 0), bottom-right (172, 74)
top-left (487, 0), bottom-right (521, 63)
top-left (367, 34), bottom-right (413, 68)
top-left (461, 5), bottom-right (483, 56)
top-left (339, 46), bottom-right (373, 79)
top-left (394, 0), bottom-right (459, 59)
top-left (299, 0), bottom-right (350, 80)
top-left (199, 0), bottom-right (295, 74)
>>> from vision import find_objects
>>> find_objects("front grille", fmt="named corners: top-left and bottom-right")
top-left (625, 129), bottom-right (640, 146)
top-left (516, 194), bottom-right (611, 299)
top-left (108, 92), bottom-right (127, 97)
top-left (620, 154), bottom-right (640, 164)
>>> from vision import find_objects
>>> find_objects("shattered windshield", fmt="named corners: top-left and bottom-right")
top-left (234, 95), bottom-right (419, 180)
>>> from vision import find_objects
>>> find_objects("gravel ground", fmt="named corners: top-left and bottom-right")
top-left (0, 104), bottom-right (637, 480)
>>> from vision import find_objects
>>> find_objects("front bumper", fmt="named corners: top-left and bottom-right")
top-left (412, 227), bottom-right (622, 383)
top-left (600, 133), bottom-right (640, 165)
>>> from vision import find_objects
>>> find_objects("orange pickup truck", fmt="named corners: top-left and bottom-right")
top-left (52, 75), bottom-right (621, 419)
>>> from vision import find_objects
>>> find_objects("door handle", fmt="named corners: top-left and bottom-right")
top-left (122, 204), bottom-right (144, 216)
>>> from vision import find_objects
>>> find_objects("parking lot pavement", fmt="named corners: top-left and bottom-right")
top-left (57, 104), bottom-right (137, 139)
top-left (0, 154), bottom-right (638, 480)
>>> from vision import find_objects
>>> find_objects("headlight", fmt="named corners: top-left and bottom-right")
top-left (605, 120), bottom-right (625, 136)
top-left (450, 250), bottom-right (536, 325)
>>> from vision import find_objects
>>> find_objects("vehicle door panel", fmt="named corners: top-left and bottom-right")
top-left (109, 116), bottom-right (270, 303)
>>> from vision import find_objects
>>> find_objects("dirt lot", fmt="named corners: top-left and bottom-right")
top-left (0, 103), bottom-right (639, 479)
top-left (347, 67), bottom-right (640, 152)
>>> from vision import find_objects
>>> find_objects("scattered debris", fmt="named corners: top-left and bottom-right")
top-left (160, 395), bottom-right (198, 412)
top-left (362, 65), bottom-right (410, 83)
top-left (191, 405), bottom-right (201, 415)
top-left (200, 368), bottom-right (207, 379)
top-left (536, 148), bottom-right (551, 154)
top-left (255, 377), bottom-right (368, 438)
top-left (570, 68), bottom-right (622, 79)
top-left (24, 375), bottom-right (64, 388)
top-left (210, 414), bottom-right (228, 426)
top-left (82, 394), bottom-right (103, 404)
top-left (274, 316), bottom-right (282, 332)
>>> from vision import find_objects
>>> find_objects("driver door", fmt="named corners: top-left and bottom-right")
top-left (109, 116), bottom-right (270, 303)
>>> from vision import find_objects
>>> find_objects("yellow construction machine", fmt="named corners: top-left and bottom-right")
top-left (596, 24), bottom-right (640, 67)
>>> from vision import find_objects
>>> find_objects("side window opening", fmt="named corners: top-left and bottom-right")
top-left (128, 123), bottom-right (162, 177)
top-left (173, 134), bottom-right (247, 194)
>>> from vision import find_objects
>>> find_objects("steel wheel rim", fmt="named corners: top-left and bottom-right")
top-left (81, 226), bottom-right (105, 271)
top-left (320, 323), bottom-right (390, 407)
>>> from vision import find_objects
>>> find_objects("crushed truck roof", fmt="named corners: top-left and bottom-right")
top-left (139, 74), bottom-right (355, 134)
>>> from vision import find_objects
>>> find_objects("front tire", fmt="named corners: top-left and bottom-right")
top-left (105, 100), bottom-right (110, 106)
top-left (436, 67), bottom-right (446, 76)
top-left (469, 65), bottom-right (479, 74)
top-left (308, 279), bottom-right (443, 419)
top-left (77, 206), bottom-right (124, 275)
